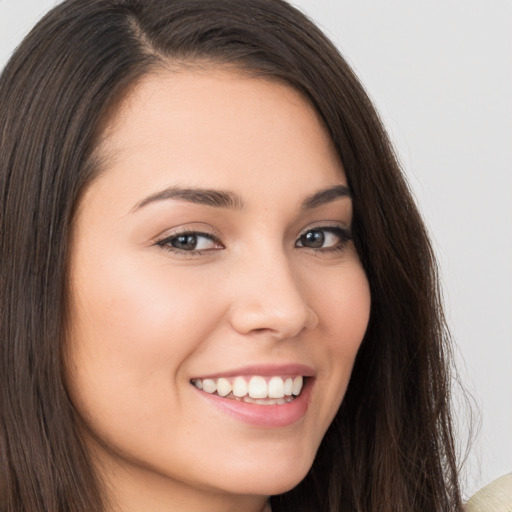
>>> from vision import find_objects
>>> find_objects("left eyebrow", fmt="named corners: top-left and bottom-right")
top-left (300, 185), bottom-right (352, 210)
top-left (131, 186), bottom-right (245, 212)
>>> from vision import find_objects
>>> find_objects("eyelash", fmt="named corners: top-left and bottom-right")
top-left (155, 226), bottom-right (353, 256)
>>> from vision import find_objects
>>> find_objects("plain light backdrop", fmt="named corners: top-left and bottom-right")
top-left (1, 0), bottom-right (511, 499)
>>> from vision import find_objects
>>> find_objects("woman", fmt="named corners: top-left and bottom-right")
top-left (0, 0), bottom-right (464, 511)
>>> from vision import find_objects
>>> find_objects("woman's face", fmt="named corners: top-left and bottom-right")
top-left (67, 68), bottom-right (371, 510)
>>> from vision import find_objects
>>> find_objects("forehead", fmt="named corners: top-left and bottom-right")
top-left (85, 68), bottom-right (345, 210)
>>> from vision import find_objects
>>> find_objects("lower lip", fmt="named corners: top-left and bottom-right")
top-left (194, 379), bottom-right (313, 428)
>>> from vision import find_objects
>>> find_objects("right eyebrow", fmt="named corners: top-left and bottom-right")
top-left (300, 184), bottom-right (352, 210)
top-left (131, 186), bottom-right (245, 212)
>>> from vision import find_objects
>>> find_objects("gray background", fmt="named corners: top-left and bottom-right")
top-left (1, 0), bottom-right (511, 499)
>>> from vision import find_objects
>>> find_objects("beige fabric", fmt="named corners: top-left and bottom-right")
top-left (265, 476), bottom-right (512, 511)
top-left (466, 473), bottom-right (512, 512)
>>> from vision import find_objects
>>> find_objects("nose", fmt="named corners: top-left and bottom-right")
top-left (228, 249), bottom-right (319, 339)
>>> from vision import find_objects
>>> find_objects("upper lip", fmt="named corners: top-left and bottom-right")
top-left (191, 363), bottom-right (316, 380)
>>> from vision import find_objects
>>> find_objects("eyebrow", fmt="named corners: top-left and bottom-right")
top-left (132, 186), bottom-right (245, 212)
top-left (300, 184), bottom-right (352, 210)
top-left (132, 183), bottom-right (351, 212)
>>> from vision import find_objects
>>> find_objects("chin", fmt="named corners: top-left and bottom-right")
top-left (214, 453), bottom-right (314, 496)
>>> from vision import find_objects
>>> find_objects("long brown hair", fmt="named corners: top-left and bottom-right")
top-left (0, 1), bottom-right (464, 510)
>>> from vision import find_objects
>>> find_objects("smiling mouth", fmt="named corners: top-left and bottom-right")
top-left (191, 375), bottom-right (304, 405)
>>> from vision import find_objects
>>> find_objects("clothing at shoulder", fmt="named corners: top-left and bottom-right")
top-left (465, 473), bottom-right (512, 512)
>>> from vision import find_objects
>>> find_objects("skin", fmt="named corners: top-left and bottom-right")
top-left (66, 67), bottom-right (371, 512)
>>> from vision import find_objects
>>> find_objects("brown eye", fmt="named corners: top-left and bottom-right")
top-left (171, 234), bottom-right (200, 251)
top-left (296, 227), bottom-right (352, 251)
top-left (298, 230), bottom-right (325, 249)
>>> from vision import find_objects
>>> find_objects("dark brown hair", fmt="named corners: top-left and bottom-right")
top-left (0, 0), bottom-right (464, 510)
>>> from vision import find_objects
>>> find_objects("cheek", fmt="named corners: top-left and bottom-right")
top-left (64, 254), bottom-right (230, 466)
top-left (331, 264), bottom-right (370, 370)
top-left (307, 260), bottom-right (370, 418)
top-left (69, 254), bottom-right (220, 365)
top-left (65, 251), bottom-right (227, 432)
top-left (313, 258), bottom-right (371, 350)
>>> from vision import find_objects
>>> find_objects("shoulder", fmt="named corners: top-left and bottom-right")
top-left (465, 473), bottom-right (512, 512)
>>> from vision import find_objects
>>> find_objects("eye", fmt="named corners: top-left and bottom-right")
top-left (295, 226), bottom-right (352, 251)
top-left (156, 231), bottom-right (223, 254)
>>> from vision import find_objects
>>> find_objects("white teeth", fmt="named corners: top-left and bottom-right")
top-left (268, 376), bottom-right (285, 398)
top-left (248, 376), bottom-right (268, 399)
top-left (202, 379), bottom-right (216, 394)
top-left (232, 376), bottom-right (248, 397)
top-left (284, 377), bottom-right (293, 396)
top-left (192, 374), bottom-right (306, 401)
top-left (216, 378), bottom-right (232, 397)
top-left (292, 376), bottom-right (303, 396)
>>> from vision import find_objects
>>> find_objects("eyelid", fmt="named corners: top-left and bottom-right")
top-left (296, 221), bottom-right (351, 239)
top-left (154, 223), bottom-right (220, 243)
